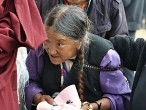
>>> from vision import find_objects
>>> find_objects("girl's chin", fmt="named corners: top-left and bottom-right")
top-left (50, 59), bottom-right (62, 65)
top-left (51, 62), bottom-right (61, 65)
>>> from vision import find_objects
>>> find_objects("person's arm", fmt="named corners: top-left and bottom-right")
top-left (110, 35), bottom-right (145, 70)
top-left (81, 98), bottom-right (111, 110)
top-left (99, 49), bottom-right (131, 110)
top-left (25, 49), bottom-right (44, 110)
top-left (81, 49), bottom-right (131, 110)
top-left (25, 47), bottom-right (56, 110)
top-left (105, 0), bottom-right (128, 39)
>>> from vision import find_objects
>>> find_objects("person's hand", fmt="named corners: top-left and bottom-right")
top-left (81, 103), bottom-right (89, 110)
top-left (33, 93), bottom-right (55, 105)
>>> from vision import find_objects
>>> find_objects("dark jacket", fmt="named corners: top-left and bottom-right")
top-left (110, 36), bottom-right (146, 110)
top-left (35, 0), bottom-right (128, 39)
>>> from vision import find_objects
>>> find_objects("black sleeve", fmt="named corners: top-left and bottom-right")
top-left (110, 35), bottom-right (145, 70)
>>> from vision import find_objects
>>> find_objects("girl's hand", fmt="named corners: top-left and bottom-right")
top-left (81, 104), bottom-right (89, 110)
top-left (33, 93), bottom-right (55, 105)
top-left (81, 102), bottom-right (91, 110)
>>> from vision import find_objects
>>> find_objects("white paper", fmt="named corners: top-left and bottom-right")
top-left (37, 85), bottom-right (82, 110)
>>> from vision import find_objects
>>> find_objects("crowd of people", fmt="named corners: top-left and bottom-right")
top-left (0, 0), bottom-right (146, 110)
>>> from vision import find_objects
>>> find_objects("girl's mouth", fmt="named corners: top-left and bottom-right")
top-left (50, 55), bottom-right (59, 58)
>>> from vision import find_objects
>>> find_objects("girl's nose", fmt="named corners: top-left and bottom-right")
top-left (48, 45), bottom-right (57, 55)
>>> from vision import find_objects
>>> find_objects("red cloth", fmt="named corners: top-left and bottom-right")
top-left (0, 0), bottom-right (47, 109)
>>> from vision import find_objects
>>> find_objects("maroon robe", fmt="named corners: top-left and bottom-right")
top-left (0, 0), bottom-right (47, 110)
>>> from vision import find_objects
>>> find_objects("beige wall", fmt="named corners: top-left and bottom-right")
top-left (135, 29), bottom-right (146, 40)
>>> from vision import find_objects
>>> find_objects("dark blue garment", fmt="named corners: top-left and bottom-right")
top-left (35, 0), bottom-right (128, 39)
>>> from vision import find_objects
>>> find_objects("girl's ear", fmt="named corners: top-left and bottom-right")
top-left (77, 42), bottom-right (82, 50)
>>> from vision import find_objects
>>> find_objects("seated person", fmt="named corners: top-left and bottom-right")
top-left (25, 5), bottom-right (131, 110)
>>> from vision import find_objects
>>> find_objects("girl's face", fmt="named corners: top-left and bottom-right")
top-left (66, 0), bottom-right (87, 5)
top-left (44, 27), bottom-right (80, 65)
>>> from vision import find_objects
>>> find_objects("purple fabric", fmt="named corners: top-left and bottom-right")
top-left (100, 49), bottom-right (131, 110)
top-left (25, 47), bottom-right (131, 110)
top-left (25, 47), bottom-right (45, 110)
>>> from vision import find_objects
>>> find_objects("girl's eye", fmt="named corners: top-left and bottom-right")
top-left (57, 42), bottom-right (64, 47)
